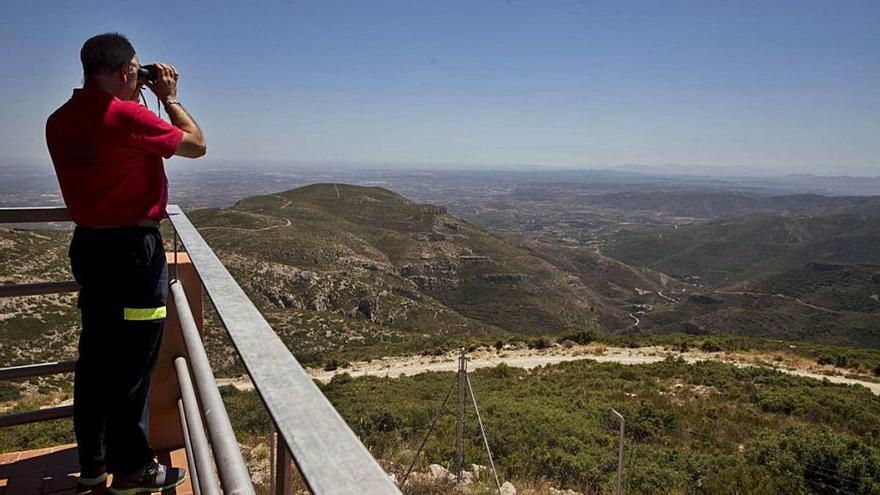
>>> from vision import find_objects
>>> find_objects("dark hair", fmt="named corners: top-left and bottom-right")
top-left (80, 33), bottom-right (135, 78)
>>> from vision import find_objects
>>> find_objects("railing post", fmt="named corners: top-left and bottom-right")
top-left (611, 409), bottom-right (625, 495)
top-left (173, 229), bottom-right (180, 282)
top-left (275, 431), bottom-right (293, 495)
top-left (269, 423), bottom-right (276, 495)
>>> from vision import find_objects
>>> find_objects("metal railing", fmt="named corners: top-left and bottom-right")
top-left (0, 207), bottom-right (78, 429)
top-left (0, 205), bottom-right (401, 495)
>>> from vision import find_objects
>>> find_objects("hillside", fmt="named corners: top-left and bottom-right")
top-left (597, 212), bottom-right (880, 348)
top-left (187, 184), bottom-right (625, 363)
top-left (605, 213), bottom-right (880, 286)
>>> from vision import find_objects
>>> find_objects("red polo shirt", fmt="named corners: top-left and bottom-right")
top-left (46, 87), bottom-right (183, 227)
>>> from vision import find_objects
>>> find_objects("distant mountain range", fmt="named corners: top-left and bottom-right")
top-left (577, 191), bottom-right (880, 219)
top-left (606, 164), bottom-right (880, 196)
top-left (610, 163), bottom-right (880, 178)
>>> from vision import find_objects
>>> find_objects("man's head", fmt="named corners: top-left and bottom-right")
top-left (80, 33), bottom-right (140, 100)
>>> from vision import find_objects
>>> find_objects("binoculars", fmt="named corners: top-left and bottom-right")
top-left (137, 64), bottom-right (158, 83)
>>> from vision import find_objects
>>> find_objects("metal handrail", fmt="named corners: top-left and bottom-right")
top-left (0, 206), bottom-right (71, 223)
top-left (178, 399), bottom-right (203, 495)
top-left (0, 405), bottom-right (74, 428)
top-left (0, 362), bottom-right (76, 430)
top-left (0, 208), bottom-right (77, 430)
top-left (166, 205), bottom-right (400, 494)
top-left (175, 356), bottom-right (219, 495)
top-left (171, 280), bottom-right (253, 495)
top-left (0, 360), bottom-right (76, 380)
top-left (0, 281), bottom-right (79, 298)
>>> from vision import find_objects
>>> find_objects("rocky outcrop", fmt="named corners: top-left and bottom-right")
top-left (306, 293), bottom-right (329, 311)
top-left (407, 275), bottom-right (458, 291)
top-left (417, 204), bottom-right (447, 215)
top-left (459, 255), bottom-right (492, 263)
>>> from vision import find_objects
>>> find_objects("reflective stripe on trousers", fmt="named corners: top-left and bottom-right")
top-left (123, 306), bottom-right (167, 321)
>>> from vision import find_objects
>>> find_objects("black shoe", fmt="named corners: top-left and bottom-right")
top-left (77, 463), bottom-right (108, 486)
top-left (109, 461), bottom-right (186, 495)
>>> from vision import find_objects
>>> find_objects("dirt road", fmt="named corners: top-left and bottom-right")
top-left (217, 345), bottom-right (880, 396)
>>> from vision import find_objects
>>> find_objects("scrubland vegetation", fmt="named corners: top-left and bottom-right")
top-left (219, 358), bottom-right (880, 494)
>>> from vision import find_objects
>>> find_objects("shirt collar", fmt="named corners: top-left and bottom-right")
top-left (73, 85), bottom-right (118, 102)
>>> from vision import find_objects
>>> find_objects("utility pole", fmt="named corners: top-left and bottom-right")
top-left (611, 409), bottom-right (625, 495)
top-left (454, 348), bottom-right (467, 480)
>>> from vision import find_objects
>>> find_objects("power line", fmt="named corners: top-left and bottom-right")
top-left (779, 468), bottom-right (859, 495)
top-left (799, 462), bottom-right (863, 486)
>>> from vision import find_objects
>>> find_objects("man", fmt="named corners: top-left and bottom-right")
top-left (45, 33), bottom-right (205, 492)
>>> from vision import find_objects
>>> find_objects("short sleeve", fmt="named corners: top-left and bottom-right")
top-left (127, 104), bottom-right (184, 159)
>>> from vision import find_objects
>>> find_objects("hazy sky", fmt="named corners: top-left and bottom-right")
top-left (2, 0), bottom-right (878, 174)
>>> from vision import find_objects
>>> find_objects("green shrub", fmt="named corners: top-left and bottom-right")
top-left (330, 372), bottom-right (354, 385)
top-left (528, 338), bottom-right (551, 350)
top-left (0, 419), bottom-right (74, 453)
top-left (221, 387), bottom-right (270, 439)
top-left (560, 329), bottom-right (598, 345)
top-left (492, 362), bottom-right (514, 379)
top-left (0, 382), bottom-right (21, 402)
top-left (748, 425), bottom-right (880, 494)
top-left (701, 339), bottom-right (722, 353)
top-left (323, 358), bottom-right (351, 371)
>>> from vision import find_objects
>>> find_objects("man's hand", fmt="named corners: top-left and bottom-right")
top-left (144, 62), bottom-right (178, 103)
top-left (142, 61), bottom-right (205, 158)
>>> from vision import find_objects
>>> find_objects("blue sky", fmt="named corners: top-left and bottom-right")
top-left (1, 0), bottom-right (878, 174)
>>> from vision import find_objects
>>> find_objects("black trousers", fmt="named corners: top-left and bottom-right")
top-left (69, 226), bottom-right (168, 475)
